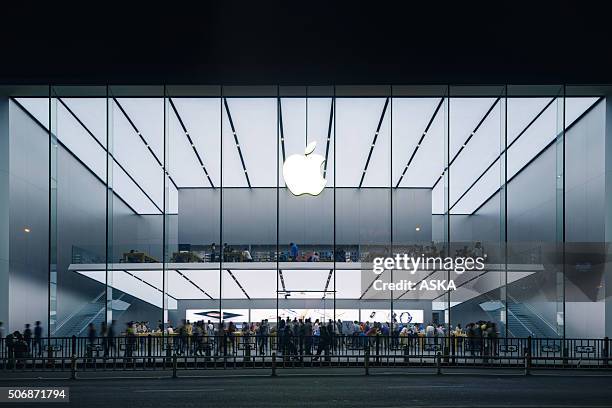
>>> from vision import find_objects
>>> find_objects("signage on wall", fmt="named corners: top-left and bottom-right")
top-left (283, 141), bottom-right (327, 196)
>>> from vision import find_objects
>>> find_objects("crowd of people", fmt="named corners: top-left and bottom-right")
top-left (0, 321), bottom-right (44, 359)
top-left (0, 317), bottom-right (501, 360)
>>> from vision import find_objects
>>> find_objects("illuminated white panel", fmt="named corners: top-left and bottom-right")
top-left (392, 98), bottom-right (442, 186)
top-left (166, 270), bottom-right (209, 299)
top-left (77, 270), bottom-right (176, 309)
top-left (168, 109), bottom-right (206, 187)
top-left (116, 98), bottom-right (165, 162)
top-left (449, 98), bottom-right (496, 159)
top-left (112, 163), bottom-right (161, 214)
top-left (361, 105), bottom-right (390, 187)
top-left (307, 98), bottom-right (334, 186)
top-left (222, 98), bottom-right (277, 187)
top-left (450, 106), bottom-right (501, 207)
top-left (228, 269), bottom-right (277, 299)
top-left (507, 103), bottom-right (557, 179)
top-left (281, 98), bottom-right (306, 170)
top-left (336, 98), bottom-right (388, 186)
top-left (403, 111), bottom-right (444, 187)
top-left (566, 97), bottom-right (599, 127)
top-left (55, 102), bottom-right (106, 180)
top-left (111, 102), bottom-right (164, 209)
top-left (179, 270), bottom-right (220, 299)
top-left (171, 98), bottom-right (221, 187)
top-left (452, 158), bottom-right (502, 214)
top-left (334, 269), bottom-right (363, 299)
top-left (507, 98), bottom-right (552, 144)
top-left (62, 98), bottom-right (107, 147)
top-left (280, 269), bottom-right (330, 292)
top-left (15, 98), bottom-right (48, 128)
top-left (222, 270), bottom-right (247, 299)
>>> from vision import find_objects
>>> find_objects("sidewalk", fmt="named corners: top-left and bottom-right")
top-left (1, 366), bottom-right (612, 381)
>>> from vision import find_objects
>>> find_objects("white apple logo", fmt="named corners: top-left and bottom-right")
top-left (283, 141), bottom-right (327, 196)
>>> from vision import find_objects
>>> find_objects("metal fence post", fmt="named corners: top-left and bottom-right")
top-left (436, 351), bottom-right (442, 375)
top-left (364, 348), bottom-right (370, 376)
top-left (524, 338), bottom-right (531, 376)
top-left (71, 335), bottom-right (77, 357)
top-left (172, 352), bottom-right (178, 378)
top-left (375, 335), bottom-right (380, 364)
top-left (70, 354), bottom-right (77, 380)
top-left (603, 337), bottom-right (609, 367)
top-left (271, 352), bottom-right (277, 377)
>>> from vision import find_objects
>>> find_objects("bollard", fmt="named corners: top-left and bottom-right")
top-left (70, 355), bottom-right (77, 380)
top-left (172, 352), bottom-right (178, 378)
top-left (271, 352), bottom-right (277, 377)
top-left (436, 352), bottom-right (442, 375)
top-left (364, 348), bottom-right (370, 376)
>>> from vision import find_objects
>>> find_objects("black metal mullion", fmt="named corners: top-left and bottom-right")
top-left (47, 85), bottom-right (52, 336)
top-left (323, 98), bottom-right (334, 178)
top-left (162, 86), bottom-right (167, 327)
top-left (278, 98), bottom-right (286, 162)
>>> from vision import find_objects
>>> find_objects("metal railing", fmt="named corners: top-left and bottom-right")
top-left (0, 335), bottom-right (609, 375)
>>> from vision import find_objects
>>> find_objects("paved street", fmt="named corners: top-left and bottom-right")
top-left (1, 369), bottom-right (612, 407)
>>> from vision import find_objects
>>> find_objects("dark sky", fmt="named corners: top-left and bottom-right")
top-left (2, 2), bottom-right (610, 84)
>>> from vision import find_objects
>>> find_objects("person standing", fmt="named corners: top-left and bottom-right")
top-left (23, 324), bottom-right (32, 353)
top-left (277, 317), bottom-right (285, 353)
top-left (100, 322), bottom-right (109, 357)
top-left (107, 320), bottom-right (117, 356)
top-left (34, 321), bottom-right (43, 357)
top-left (289, 243), bottom-right (299, 261)
top-left (210, 243), bottom-right (217, 262)
top-left (87, 323), bottom-right (97, 357)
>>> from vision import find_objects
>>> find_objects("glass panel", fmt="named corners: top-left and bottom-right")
top-left (49, 87), bottom-right (108, 337)
top-left (564, 88), bottom-right (606, 338)
top-left (448, 86), bottom-right (506, 338)
top-left (336, 91), bottom-right (392, 335)
top-left (392, 87), bottom-right (449, 337)
top-left (506, 86), bottom-right (564, 338)
top-left (108, 86), bottom-right (165, 334)
top-left (3, 86), bottom-right (50, 338)
top-left (221, 90), bottom-right (278, 334)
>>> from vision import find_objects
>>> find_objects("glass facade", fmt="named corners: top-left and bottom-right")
top-left (1, 84), bottom-right (610, 339)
